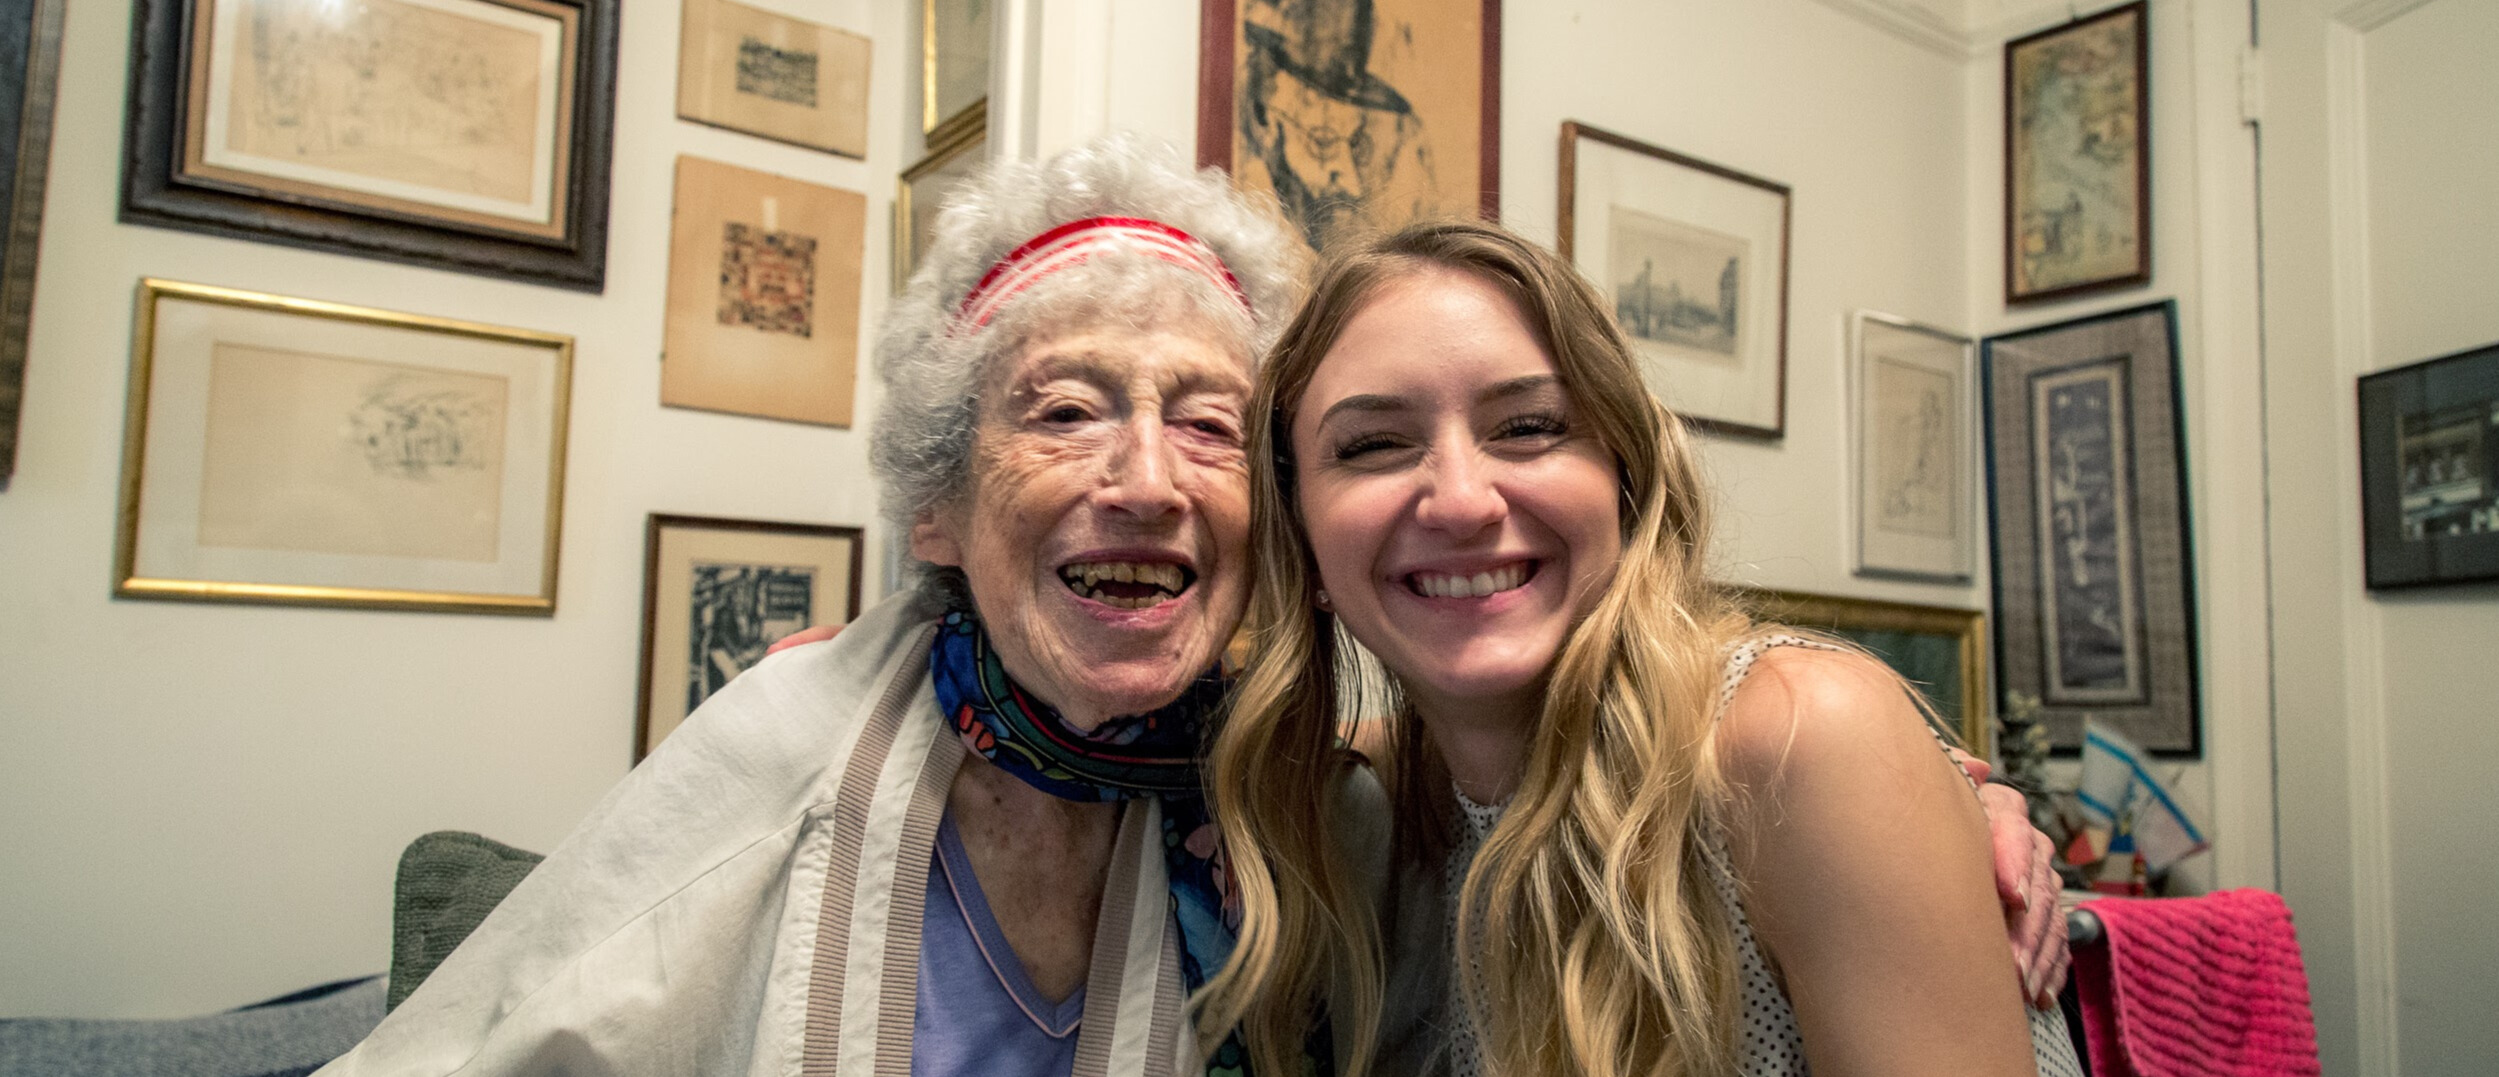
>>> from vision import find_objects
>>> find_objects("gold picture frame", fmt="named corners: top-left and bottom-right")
top-left (921, 0), bottom-right (989, 143)
top-left (892, 120), bottom-right (986, 292)
top-left (1742, 587), bottom-right (1991, 753)
top-left (116, 280), bottom-right (574, 615)
top-left (677, 0), bottom-right (871, 158)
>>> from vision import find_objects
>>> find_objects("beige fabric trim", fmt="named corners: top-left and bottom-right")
top-left (1149, 919), bottom-right (1187, 1077)
top-left (872, 731), bottom-right (965, 1077)
top-left (1068, 799), bottom-right (1163, 1077)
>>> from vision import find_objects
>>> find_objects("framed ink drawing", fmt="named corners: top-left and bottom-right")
top-left (1982, 301), bottom-right (2197, 756)
top-left (922, 0), bottom-right (989, 145)
top-left (637, 513), bottom-right (862, 760)
top-left (1198, 0), bottom-right (1500, 255)
top-left (1852, 312), bottom-right (1975, 581)
top-left (663, 156), bottom-right (865, 427)
top-left (0, 0), bottom-right (64, 487)
top-left (893, 120), bottom-right (985, 292)
top-left (678, 0), bottom-right (870, 158)
top-left (1560, 121), bottom-right (1790, 439)
top-left (121, 0), bottom-right (619, 291)
top-left (2004, 1), bottom-right (2149, 304)
top-left (116, 280), bottom-right (573, 614)
top-left (1745, 587), bottom-right (1990, 753)
top-left (2357, 341), bottom-right (2499, 589)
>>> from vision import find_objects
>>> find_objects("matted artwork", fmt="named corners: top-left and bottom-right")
top-left (1852, 312), bottom-right (1975, 582)
top-left (2004, 1), bottom-right (2149, 304)
top-left (1744, 588), bottom-right (1991, 753)
top-left (1560, 121), bottom-right (1790, 439)
top-left (0, 0), bottom-right (64, 487)
top-left (922, 0), bottom-right (990, 144)
top-left (662, 155), bottom-right (865, 427)
top-left (893, 121), bottom-right (985, 292)
top-left (2358, 341), bottom-right (2499, 589)
top-left (115, 279), bottom-right (573, 614)
top-left (1982, 301), bottom-right (2197, 756)
top-left (1197, 0), bottom-right (1499, 255)
top-left (678, 0), bottom-right (869, 157)
top-left (637, 513), bottom-right (862, 759)
top-left (120, 0), bottom-right (618, 291)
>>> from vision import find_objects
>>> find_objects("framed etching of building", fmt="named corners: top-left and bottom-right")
top-left (662, 156), bottom-right (865, 427)
top-left (1982, 301), bottom-right (2197, 756)
top-left (1197, 0), bottom-right (1499, 256)
top-left (0, 0), bottom-right (64, 487)
top-left (1560, 121), bottom-right (1790, 439)
top-left (115, 280), bottom-right (573, 615)
top-left (120, 0), bottom-right (619, 291)
top-left (2004, 2), bottom-right (2149, 304)
top-left (678, 0), bottom-right (870, 158)
top-left (1852, 312), bottom-right (1975, 582)
top-left (638, 513), bottom-right (861, 760)
top-left (2357, 341), bottom-right (2499, 588)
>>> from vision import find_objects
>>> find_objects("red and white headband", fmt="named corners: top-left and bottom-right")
top-left (952, 216), bottom-right (1249, 333)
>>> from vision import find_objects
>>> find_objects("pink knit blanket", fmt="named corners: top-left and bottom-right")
top-left (2074, 889), bottom-right (2321, 1077)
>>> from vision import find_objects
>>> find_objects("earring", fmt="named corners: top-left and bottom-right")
top-left (1315, 589), bottom-right (1333, 611)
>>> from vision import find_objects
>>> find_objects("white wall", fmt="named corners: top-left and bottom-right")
top-left (0, 0), bottom-right (911, 1018)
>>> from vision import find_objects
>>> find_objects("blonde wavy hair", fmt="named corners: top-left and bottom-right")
top-left (1197, 220), bottom-right (1761, 1077)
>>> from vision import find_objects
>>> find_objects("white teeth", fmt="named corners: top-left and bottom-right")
top-left (1411, 563), bottom-right (1529, 599)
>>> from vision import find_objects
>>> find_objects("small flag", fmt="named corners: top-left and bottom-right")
top-left (2079, 719), bottom-right (2208, 873)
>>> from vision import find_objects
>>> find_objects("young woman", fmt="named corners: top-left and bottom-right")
top-left (1198, 221), bottom-right (2081, 1077)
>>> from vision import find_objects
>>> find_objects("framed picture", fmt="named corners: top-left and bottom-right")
top-left (120, 0), bottom-right (619, 292)
top-left (1560, 121), bottom-right (1790, 439)
top-left (0, 0), bottom-right (64, 487)
top-left (1982, 301), bottom-right (2197, 756)
top-left (678, 0), bottom-right (870, 158)
top-left (115, 280), bottom-right (573, 614)
top-left (922, 0), bottom-right (990, 144)
top-left (1852, 312), bottom-right (1976, 582)
top-left (1744, 587), bottom-right (1991, 753)
top-left (893, 121), bottom-right (985, 292)
top-left (663, 155), bottom-right (866, 427)
top-left (637, 513), bottom-right (863, 760)
top-left (2004, 1), bottom-right (2149, 304)
top-left (1197, 0), bottom-right (1500, 255)
top-left (2357, 341), bottom-right (2499, 589)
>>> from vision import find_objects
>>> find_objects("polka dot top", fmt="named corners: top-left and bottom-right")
top-left (1438, 635), bottom-right (2083, 1077)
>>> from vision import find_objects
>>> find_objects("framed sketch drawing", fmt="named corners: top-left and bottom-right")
top-left (893, 121), bottom-right (985, 292)
top-left (638, 513), bottom-right (862, 760)
top-left (1198, 0), bottom-right (1500, 255)
top-left (121, 0), bottom-right (619, 291)
top-left (1560, 121), bottom-right (1790, 439)
top-left (922, 0), bottom-right (989, 144)
top-left (1744, 588), bottom-right (1991, 754)
top-left (2357, 341), bottom-right (2499, 589)
top-left (2004, 2), bottom-right (2149, 304)
top-left (0, 0), bottom-right (64, 487)
top-left (663, 156), bottom-right (865, 427)
top-left (1852, 312), bottom-right (1975, 581)
top-left (1982, 301), bottom-right (2197, 756)
top-left (116, 280), bottom-right (573, 614)
top-left (678, 0), bottom-right (870, 158)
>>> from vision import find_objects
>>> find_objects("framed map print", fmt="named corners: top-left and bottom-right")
top-left (637, 513), bottom-right (862, 760)
top-left (2004, 2), bottom-right (2150, 304)
top-left (1852, 312), bottom-right (1975, 582)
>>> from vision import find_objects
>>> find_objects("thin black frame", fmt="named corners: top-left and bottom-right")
top-left (2003, 1), bottom-right (2151, 305)
top-left (2357, 342), bottom-right (2499, 589)
top-left (120, 0), bottom-right (619, 292)
top-left (635, 512), bottom-right (865, 762)
top-left (0, 0), bottom-right (62, 487)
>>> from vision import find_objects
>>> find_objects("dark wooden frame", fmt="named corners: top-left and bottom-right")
top-left (120, 0), bottom-right (620, 292)
top-left (0, 0), bottom-right (62, 487)
top-left (2358, 341), bottom-right (2499, 589)
top-left (2003, 1), bottom-right (2150, 305)
top-left (1557, 120), bottom-right (1791, 440)
top-left (1194, 0), bottom-right (1501, 223)
top-left (636, 512), bottom-right (864, 761)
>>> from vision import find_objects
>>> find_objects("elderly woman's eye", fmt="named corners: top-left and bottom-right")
top-left (1041, 404), bottom-right (1091, 424)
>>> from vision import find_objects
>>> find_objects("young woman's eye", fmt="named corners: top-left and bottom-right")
top-left (1332, 433), bottom-right (1403, 461)
top-left (1494, 412), bottom-right (1569, 440)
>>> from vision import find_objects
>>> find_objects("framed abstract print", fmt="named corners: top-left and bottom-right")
top-left (1852, 312), bottom-right (1976, 582)
top-left (120, 0), bottom-right (619, 291)
top-left (892, 121), bottom-right (985, 292)
top-left (1197, 0), bottom-right (1499, 255)
top-left (678, 0), bottom-right (870, 158)
top-left (662, 156), bottom-right (866, 427)
top-left (2357, 341), bottom-right (2499, 589)
top-left (1560, 121), bottom-right (1790, 439)
top-left (637, 513), bottom-right (862, 760)
top-left (1744, 587), bottom-right (1991, 753)
top-left (1982, 301), bottom-right (2198, 756)
top-left (2004, 2), bottom-right (2150, 304)
top-left (115, 280), bottom-right (573, 615)
top-left (922, 0), bottom-right (989, 144)
top-left (0, 0), bottom-right (64, 487)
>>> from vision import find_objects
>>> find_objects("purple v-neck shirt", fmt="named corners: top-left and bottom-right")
top-left (913, 813), bottom-right (1086, 1077)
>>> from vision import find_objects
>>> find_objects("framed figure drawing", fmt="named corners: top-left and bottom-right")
top-left (1852, 312), bottom-right (1975, 582)
top-left (922, 0), bottom-right (989, 145)
top-left (637, 514), bottom-right (862, 759)
top-left (2004, 1), bottom-right (2149, 304)
top-left (1982, 301), bottom-right (2197, 756)
top-left (2357, 341), bottom-right (2499, 589)
top-left (663, 156), bottom-right (865, 427)
top-left (893, 121), bottom-right (985, 292)
top-left (678, 0), bottom-right (870, 158)
top-left (1560, 121), bottom-right (1790, 439)
top-left (0, 0), bottom-right (64, 487)
top-left (1198, 0), bottom-right (1499, 255)
top-left (1744, 588), bottom-right (1991, 753)
top-left (121, 0), bottom-right (619, 291)
top-left (116, 280), bottom-right (573, 615)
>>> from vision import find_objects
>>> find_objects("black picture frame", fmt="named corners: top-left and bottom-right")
top-left (0, 0), bottom-right (63, 487)
top-left (2358, 342), bottom-right (2499, 589)
top-left (1982, 300), bottom-right (2200, 757)
top-left (636, 513), bottom-right (864, 762)
top-left (120, 0), bottom-right (619, 292)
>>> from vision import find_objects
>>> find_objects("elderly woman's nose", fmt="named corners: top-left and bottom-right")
top-left (1097, 417), bottom-right (1189, 518)
top-left (1412, 444), bottom-right (1507, 536)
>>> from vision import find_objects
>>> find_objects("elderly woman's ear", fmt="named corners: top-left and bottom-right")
top-left (911, 509), bottom-right (965, 568)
